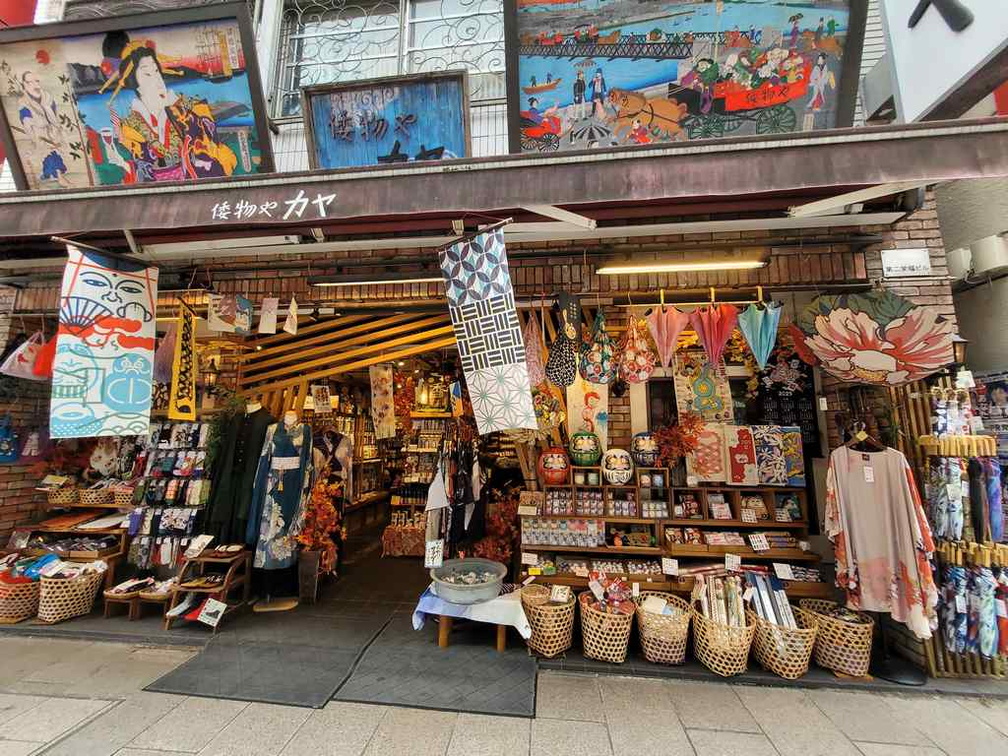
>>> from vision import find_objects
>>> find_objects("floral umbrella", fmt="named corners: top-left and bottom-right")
top-left (689, 304), bottom-right (739, 366)
top-left (737, 301), bottom-right (782, 370)
top-left (646, 306), bottom-right (690, 367)
top-left (790, 291), bottom-right (954, 385)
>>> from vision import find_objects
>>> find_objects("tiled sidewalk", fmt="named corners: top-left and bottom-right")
top-left (0, 637), bottom-right (1006, 756)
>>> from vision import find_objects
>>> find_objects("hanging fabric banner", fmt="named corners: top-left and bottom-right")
top-left (50, 245), bottom-right (159, 438)
top-left (283, 298), bottom-right (299, 335)
top-left (566, 375), bottom-right (609, 450)
top-left (440, 227), bottom-right (537, 435)
top-left (369, 364), bottom-right (396, 439)
top-left (673, 350), bottom-right (734, 424)
top-left (258, 297), bottom-right (279, 334)
top-left (207, 294), bottom-right (236, 333)
top-left (686, 424), bottom-right (726, 484)
top-left (723, 425), bottom-right (759, 486)
top-left (168, 301), bottom-right (197, 421)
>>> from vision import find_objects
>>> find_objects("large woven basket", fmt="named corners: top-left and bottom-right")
top-left (0, 580), bottom-right (40, 624)
top-left (37, 571), bottom-right (104, 624)
top-left (579, 592), bottom-right (634, 664)
top-left (521, 584), bottom-right (576, 658)
top-left (46, 488), bottom-right (78, 508)
top-left (78, 488), bottom-right (114, 507)
top-left (691, 606), bottom-right (756, 677)
top-left (636, 591), bottom-right (691, 665)
top-left (799, 599), bottom-right (874, 677)
top-left (748, 607), bottom-right (818, 680)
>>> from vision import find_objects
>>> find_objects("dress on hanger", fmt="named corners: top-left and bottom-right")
top-left (207, 407), bottom-right (275, 543)
top-left (247, 421), bottom-right (313, 570)
top-left (825, 446), bottom-right (938, 639)
top-left (312, 428), bottom-right (353, 498)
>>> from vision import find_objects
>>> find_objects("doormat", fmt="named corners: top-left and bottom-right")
top-left (331, 609), bottom-right (536, 717)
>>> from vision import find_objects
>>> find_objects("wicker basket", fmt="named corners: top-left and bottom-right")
top-left (748, 607), bottom-right (818, 680)
top-left (691, 606), bottom-right (756, 677)
top-left (799, 599), bottom-right (874, 677)
top-left (0, 580), bottom-right (40, 624)
top-left (46, 488), bottom-right (78, 508)
top-left (111, 488), bottom-right (134, 509)
top-left (78, 488), bottom-right (114, 507)
top-left (636, 591), bottom-right (691, 665)
top-left (579, 592), bottom-right (634, 664)
top-left (37, 571), bottom-right (104, 624)
top-left (521, 584), bottom-right (576, 658)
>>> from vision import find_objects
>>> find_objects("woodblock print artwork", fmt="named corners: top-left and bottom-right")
top-left (673, 350), bottom-right (734, 423)
top-left (0, 13), bottom-right (269, 190)
top-left (167, 301), bottom-right (196, 421)
top-left (310, 384), bottom-right (332, 415)
top-left (50, 245), bottom-right (159, 438)
top-left (752, 424), bottom-right (801, 486)
top-left (723, 424), bottom-right (759, 486)
top-left (512, 0), bottom-right (857, 152)
top-left (566, 375), bottom-right (608, 450)
top-left (207, 294), bottom-right (237, 333)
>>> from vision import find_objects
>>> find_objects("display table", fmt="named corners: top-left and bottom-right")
top-left (412, 585), bottom-right (532, 652)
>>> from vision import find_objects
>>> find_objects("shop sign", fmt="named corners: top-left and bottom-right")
top-left (302, 71), bottom-right (471, 170)
top-left (208, 189), bottom-right (336, 223)
top-left (881, 247), bottom-right (932, 277)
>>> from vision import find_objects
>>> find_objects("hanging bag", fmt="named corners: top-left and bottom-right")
top-left (545, 293), bottom-right (580, 387)
top-left (0, 331), bottom-right (47, 381)
top-left (579, 310), bottom-right (616, 384)
top-left (617, 316), bottom-right (656, 383)
top-left (0, 416), bottom-right (20, 464)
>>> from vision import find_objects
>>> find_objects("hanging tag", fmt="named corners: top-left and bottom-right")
top-left (749, 534), bottom-right (770, 552)
top-left (855, 430), bottom-right (868, 442)
top-left (996, 600), bottom-right (1008, 619)
top-left (424, 539), bottom-right (444, 568)
top-left (520, 551), bottom-right (539, 566)
top-left (725, 553), bottom-right (741, 572)
top-left (522, 575), bottom-right (537, 586)
top-left (589, 579), bottom-right (605, 602)
top-left (661, 557), bottom-right (679, 576)
top-left (550, 585), bottom-right (572, 603)
top-left (818, 397), bottom-right (828, 411)
top-left (742, 586), bottom-right (754, 603)
top-left (955, 594), bottom-right (967, 614)
top-left (773, 562), bottom-right (795, 581)
top-left (632, 582), bottom-right (640, 598)
top-left (863, 466), bottom-right (874, 483)
top-left (741, 509), bottom-right (758, 524)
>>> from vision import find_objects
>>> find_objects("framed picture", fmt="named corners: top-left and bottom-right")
top-left (504, 0), bottom-right (867, 153)
top-left (0, 1), bottom-right (274, 191)
top-left (301, 70), bottom-right (471, 170)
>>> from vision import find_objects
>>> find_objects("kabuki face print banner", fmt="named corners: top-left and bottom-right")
top-left (50, 245), bottom-right (159, 438)
top-left (440, 228), bottom-right (537, 435)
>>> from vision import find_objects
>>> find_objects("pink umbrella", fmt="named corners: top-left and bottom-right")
top-left (689, 304), bottom-right (739, 366)
top-left (646, 306), bottom-right (690, 367)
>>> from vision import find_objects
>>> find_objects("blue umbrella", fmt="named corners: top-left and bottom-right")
top-left (737, 302), bottom-right (782, 370)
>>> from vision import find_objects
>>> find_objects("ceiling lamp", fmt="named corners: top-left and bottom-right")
top-left (595, 256), bottom-right (768, 276)
top-left (308, 272), bottom-right (442, 287)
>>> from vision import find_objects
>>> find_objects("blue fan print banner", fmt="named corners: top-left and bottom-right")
top-left (440, 228), bottom-right (537, 435)
top-left (50, 245), bottom-right (159, 438)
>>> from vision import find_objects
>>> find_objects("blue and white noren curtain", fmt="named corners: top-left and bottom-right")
top-left (440, 227), bottom-right (537, 435)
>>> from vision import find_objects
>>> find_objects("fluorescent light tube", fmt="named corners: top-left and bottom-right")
top-left (309, 274), bottom-right (442, 287)
top-left (595, 259), bottom-right (768, 275)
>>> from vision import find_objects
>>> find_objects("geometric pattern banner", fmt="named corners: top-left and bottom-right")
top-left (50, 245), bottom-right (159, 438)
top-left (167, 301), bottom-right (197, 422)
top-left (440, 227), bottom-right (536, 435)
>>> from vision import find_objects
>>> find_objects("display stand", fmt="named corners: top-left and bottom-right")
top-left (164, 550), bottom-right (252, 633)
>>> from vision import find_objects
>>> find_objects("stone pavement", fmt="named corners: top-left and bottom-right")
top-left (0, 636), bottom-right (1006, 756)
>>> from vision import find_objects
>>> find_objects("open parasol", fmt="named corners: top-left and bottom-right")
top-left (689, 303), bottom-right (739, 366)
top-left (646, 305), bottom-right (690, 367)
top-left (737, 301), bottom-right (782, 370)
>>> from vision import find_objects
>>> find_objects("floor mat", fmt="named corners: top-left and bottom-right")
top-left (331, 610), bottom-right (537, 717)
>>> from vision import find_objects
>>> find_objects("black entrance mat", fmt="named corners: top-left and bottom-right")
top-left (331, 609), bottom-right (537, 717)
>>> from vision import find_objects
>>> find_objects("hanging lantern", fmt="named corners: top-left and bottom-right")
top-left (602, 448), bottom-right (634, 485)
top-left (537, 447), bottom-right (571, 485)
top-left (631, 431), bottom-right (660, 467)
top-left (569, 430), bottom-right (602, 466)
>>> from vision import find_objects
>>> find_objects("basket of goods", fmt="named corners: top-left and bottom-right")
top-left (521, 583), bottom-right (576, 658)
top-left (569, 431), bottom-right (602, 466)
top-left (745, 574), bottom-right (817, 679)
top-left (111, 486), bottom-right (135, 509)
top-left (630, 431), bottom-right (659, 467)
top-left (799, 599), bottom-right (874, 677)
top-left (691, 574), bottom-right (756, 677)
top-left (602, 448), bottom-right (634, 485)
top-left (578, 571), bottom-right (635, 663)
top-left (46, 487), bottom-right (78, 508)
top-left (430, 558), bottom-right (506, 604)
top-left (37, 561), bottom-right (106, 624)
top-left (78, 486), bottom-right (114, 507)
top-left (538, 447), bottom-right (571, 486)
top-left (635, 590), bottom-right (691, 665)
top-left (0, 557), bottom-right (42, 624)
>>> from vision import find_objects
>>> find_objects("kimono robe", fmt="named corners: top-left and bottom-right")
top-left (247, 421), bottom-right (313, 570)
top-left (207, 407), bottom-right (274, 544)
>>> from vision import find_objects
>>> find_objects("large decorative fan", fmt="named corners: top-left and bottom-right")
top-left (790, 291), bottom-right (954, 386)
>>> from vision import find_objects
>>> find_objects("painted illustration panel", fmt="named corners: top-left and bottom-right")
top-left (50, 245), bottom-right (159, 438)
top-left (0, 10), bottom-right (270, 190)
top-left (511, 0), bottom-right (856, 152)
top-left (566, 375), bottom-right (609, 450)
top-left (673, 350), bottom-right (734, 424)
top-left (304, 72), bottom-right (470, 169)
top-left (686, 423), bottom-right (726, 483)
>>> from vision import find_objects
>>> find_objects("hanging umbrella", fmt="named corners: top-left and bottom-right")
top-left (737, 301), bottom-right (782, 370)
top-left (646, 306), bottom-right (690, 368)
top-left (689, 303), bottom-right (739, 366)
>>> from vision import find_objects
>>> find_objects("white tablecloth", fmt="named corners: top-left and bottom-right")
top-left (412, 584), bottom-right (532, 639)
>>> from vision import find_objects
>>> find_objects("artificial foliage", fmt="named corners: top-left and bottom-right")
top-left (297, 474), bottom-right (342, 572)
top-left (653, 412), bottom-right (706, 466)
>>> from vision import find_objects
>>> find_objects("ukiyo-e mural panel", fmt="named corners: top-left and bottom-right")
top-left (509, 0), bottom-right (860, 152)
top-left (0, 6), bottom-right (272, 190)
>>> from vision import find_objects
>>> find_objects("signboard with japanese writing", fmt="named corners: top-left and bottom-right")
top-left (301, 71), bottom-right (470, 170)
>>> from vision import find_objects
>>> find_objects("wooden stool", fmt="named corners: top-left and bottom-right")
top-left (103, 592), bottom-right (140, 621)
top-left (137, 593), bottom-right (171, 619)
top-left (436, 615), bottom-right (508, 652)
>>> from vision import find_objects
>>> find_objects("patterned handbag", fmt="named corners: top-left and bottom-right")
top-left (545, 293), bottom-right (580, 387)
top-left (617, 317), bottom-right (656, 383)
top-left (580, 311), bottom-right (616, 385)
top-left (524, 314), bottom-right (546, 387)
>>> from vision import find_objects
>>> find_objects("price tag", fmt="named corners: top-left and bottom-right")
top-left (573, 565), bottom-right (590, 578)
top-left (818, 396), bottom-right (828, 411)
top-left (775, 510), bottom-right (791, 523)
top-left (424, 539), bottom-right (444, 568)
top-left (955, 594), bottom-right (967, 614)
top-left (522, 575), bottom-right (537, 586)
top-left (742, 587), bottom-right (754, 603)
top-left (773, 562), bottom-right (795, 581)
top-left (863, 466), bottom-right (874, 484)
top-left (798, 540), bottom-right (811, 552)
top-left (632, 582), bottom-right (640, 598)
top-left (996, 600), bottom-right (1008, 619)
top-left (749, 534), bottom-right (770, 552)
top-left (946, 482), bottom-right (959, 500)
top-left (725, 553), bottom-right (741, 572)
top-left (520, 551), bottom-right (539, 566)
top-left (970, 416), bottom-right (984, 433)
top-left (528, 566), bottom-right (542, 576)
top-left (686, 475), bottom-right (699, 487)
top-left (661, 557), bottom-right (679, 576)
top-left (550, 585), bottom-right (572, 603)
top-left (589, 579), bottom-right (605, 602)
top-left (517, 505), bottom-right (539, 517)
top-left (741, 509), bottom-right (758, 524)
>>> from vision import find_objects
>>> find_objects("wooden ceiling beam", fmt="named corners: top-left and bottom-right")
top-left (249, 313), bottom-right (372, 346)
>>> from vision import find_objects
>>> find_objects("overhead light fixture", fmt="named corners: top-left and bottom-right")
top-left (595, 257), bottom-right (768, 276)
top-left (144, 235), bottom-right (300, 256)
top-left (308, 272), bottom-right (442, 287)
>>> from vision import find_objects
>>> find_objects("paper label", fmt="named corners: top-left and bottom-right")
top-left (520, 551), bottom-right (539, 566)
top-left (424, 539), bottom-right (444, 568)
top-left (661, 557), bottom-right (679, 576)
top-left (632, 582), bottom-right (640, 598)
top-left (955, 594), bottom-right (967, 614)
top-left (957, 370), bottom-right (975, 389)
top-left (725, 553), bottom-right (741, 572)
top-left (197, 598), bottom-right (228, 628)
top-left (573, 565), bottom-right (590, 578)
top-left (946, 482), bottom-right (959, 500)
top-left (522, 575), bottom-right (536, 586)
top-left (741, 509), bottom-right (758, 524)
top-left (686, 475), bottom-right (699, 487)
top-left (528, 567), bottom-right (542, 576)
top-left (742, 587), bottom-right (754, 602)
top-left (863, 466), bottom-right (874, 484)
top-left (589, 579), bottom-right (605, 601)
top-left (775, 510), bottom-right (791, 522)
top-left (550, 585), bottom-right (572, 603)
top-left (996, 600), bottom-right (1008, 619)
top-left (749, 534), bottom-right (770, 552)
top-left (517, 505), bottom-right (539, 517)
top-left (641, 595), bottom-right (667, 614)
top-left (970, 416), bottom-right (985, 433)
top-left (773, 562), bottom-right (795, 581)
top-left (818, 396), bottom-right (828, 411)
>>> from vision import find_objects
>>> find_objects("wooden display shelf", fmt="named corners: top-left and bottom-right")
top-left (411, 411), bottom-right (451, 419)
top-left (522, 513), bottom-right (656, 525)
top-left (521, 544), bottom-right (661, 555)
top-left (165, 550), bottom-right (252, 634)
top-left (344, 490), bottom-right (390, 513)
top-left (663, 518), bottom-right (807, 530)
top-left (681, 545), bottom-right (820, 562)
top-left (520, 572), bottom-right (834, 599)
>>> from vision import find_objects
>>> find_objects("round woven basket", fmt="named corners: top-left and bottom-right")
top-left (111, 489), bottom-right (134, 509)
top-left (521, 584), bottom-right (576, 658)
top-left (78, 488), bottom-right (114, 507)
top-left (691, 606), bottom-right (756, 677)
top-left (799, 599), bottom-right (873, 677)
top-left (635, 591), bottom-right (691, 665)
top-left (37, 571), bottom-right (104, 625)
top-left (579, 592), bottom-right (634, 664)
top-left (46, 488), bottom-right (78, 508)
top-left (748, 607), bottom-right (818, 680)
top-left (0, 580), bottom-right (40, 624)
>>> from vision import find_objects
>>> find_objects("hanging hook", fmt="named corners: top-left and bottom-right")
top-left (756, 285), bottom-right (763, 304)
top-left (659, 288), bottom-right (665, 311)
top-left (709, 287), bottom-right (715, 304)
